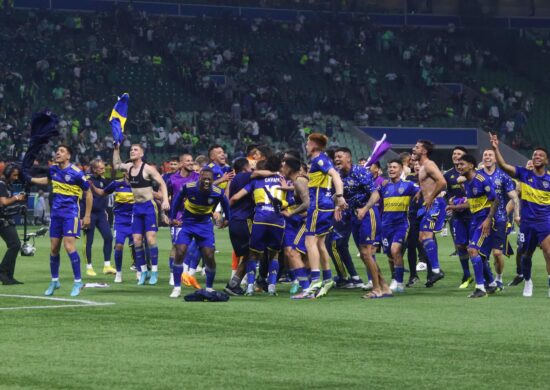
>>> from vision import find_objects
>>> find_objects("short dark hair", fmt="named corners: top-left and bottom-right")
top-left (284, 149), bottom-right (301, 160)
top-left (335, 147), bottom-right (352, 156)
top-left (257, 145), bottom-right (273, 159)
top-left (283, 157), bottom-right (301, 173)
top-left (325, 148), bottom-right (336, 161)
top-left (534, 146), bottom-right (549, 158)
top-left (452, 146), bottom-right (468, 154)
top-left (388, 158), bottom-right (403, 166)
top-left (200, 167), bottom-right (214, 175)
top-left (265, 155), bottom-right (282, 172)
top-left (57, 144), bottom-right (73, 156)
top-left (372, 161), bottom-right (381, 169)
top-left (418, 139), bottom-right (435, 157)
top-left (208, 145), bottom-right (223, 158)
top-left (459, 154), bottom-right (477, 167)
top-left (246, 144), bottom-right (259, 156)
top-left (232, 157), bottom-right (249, 173)
top-left (169, 156), bottom-right (179, 162)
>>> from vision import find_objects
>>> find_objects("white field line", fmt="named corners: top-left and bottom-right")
top-left (0, 294), bottom-right (115, 311)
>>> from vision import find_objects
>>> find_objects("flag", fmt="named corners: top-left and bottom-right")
top-left (22, 110), bottom-right (59, 184)
top-left (365, 133), bottom-right (391, 167)
top-left (109, 93), bottom-right (129, 145)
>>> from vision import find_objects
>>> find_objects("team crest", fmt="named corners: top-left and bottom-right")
top-left (398, 187), bottom-right (405, 194)
top-left (100, 182), bottom-right (104, 188)
top-left (318, 160), bottom-right (324, 167)
top-left (348, 180), bottom-right (354, 185)
top-left (495, 179), bottom-right (501, 186)
top-left (472, 187), bottom-right (478, 195)
top-left (484, 186), bottom-right (491, 193)
top-left (543, 181), bottom-right (549, 189)
top-left (65, 174), bottom-right (71, 182)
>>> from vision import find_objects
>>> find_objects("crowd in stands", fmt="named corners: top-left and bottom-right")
top-left (0, 5), bottom-right (545, 167)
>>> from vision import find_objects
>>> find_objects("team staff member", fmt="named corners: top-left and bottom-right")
top-left (83, 158), bottom-right (115, 277)
top-left (0, 164), bottom-right (25, 285)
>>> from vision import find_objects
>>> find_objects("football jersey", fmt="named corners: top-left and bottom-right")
top-left (171, 182), bottom-right (230, 223)
top-left (379, 179), bottom-right (419, 227)
top-left (514, 166), bottom-right (550, 223)
top-left (479, 167), bottom-right (515, 223)
top-left (84, 175), bottom-right (110, 213)
top-left (103, 179), bottom-right (134, 222)
top-left (168, 170), bottom-right (200, 221)
top-left (444, 167), bottom-right (471, 217)
top-left (308, 152), bottom-right (334, 210)
top-left (463, 173), bottom-right (496, 223)
top-left (50, 164), bottom-right (90, 218)
top-left (340, 165), bottom-right (377, 212)
top-left (229, 172), bottom-right (254, 221)
top-left (244, 175), bottom-right (288, 227)
top-left (206, 162), bottom-right (232, 190)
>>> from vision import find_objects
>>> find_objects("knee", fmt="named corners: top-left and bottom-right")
top-left (467, 248), bottom-right (477, 258)
top-left (493, 249), bottom-right (502, 257)
top-left (115, 243), bottom-right (123, 251)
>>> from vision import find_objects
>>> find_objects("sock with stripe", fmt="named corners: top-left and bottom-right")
top-left (422, 239), bottom-right (440, 273)
top-left (68, 251), bottom-right (82, 282)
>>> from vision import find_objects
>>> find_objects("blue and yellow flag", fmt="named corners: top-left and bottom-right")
top-left (109, 93), bottom-right (129, 145)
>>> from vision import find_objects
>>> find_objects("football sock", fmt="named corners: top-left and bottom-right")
top-left (482, 259), bottom-right (495, 284)
top-left (422, 239), bottom-right (440, 273)
top-left (288, 269), bottom-right (297, 282)
top-left (295, 268), bottom-right (310, 290)
top-left (310, 269), bottom-right (321, 282)
top-left (173, 264), bottom-right (183, 288)
top-left (104, 261), bottom-right (111, 267)
top-left (169, 256), bottom-right (174, 272)
top-left (246, 260), bottom-right (257, 285)
top-left (228, 274), bottom-right (241, 289)
top-left (267, 259), bottom-right (279, 286)
top-left (134, 245), bottom-right (146, 272)
top-left (149, 245), bottom-right (158, 272)
top-left (457, 248), bottom-right (471, 278)
top-left (68, 251), bottom-right (81, 281)
top-left (114, 248), bottom-right (123, 272)
top-left (322, 269), bottom-right (332, 282)
top-left (496, 274), bottom-right (503, 283)
top-left (205, 266), bottom-right (216, 289)
top-left (471, 255), bottom-right (485, 286)
top-left (395, 266), bottom-right (404, 284)
top-left (50, 254), bottom-right (60, 279)
top-left (522, 255), bottom-right (532, 280)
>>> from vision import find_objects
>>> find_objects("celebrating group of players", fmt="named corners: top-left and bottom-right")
top-left (27, 130), bottom-right (550, 299)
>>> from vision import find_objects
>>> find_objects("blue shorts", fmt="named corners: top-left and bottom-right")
top-left (451, 214), bottom-right (471, 246)
top-left (170, 226), bottom-right (182, 244)
top-left (351, 208), bottom-right (380, 247)
top-left (419, 198), bottom-right (446, 233)
top-left (518, 221), bottom-right (550, 254)
top-left (114, 219), bottom-right (133, 245)
top-left (468, 220), bottom-right (493, 258)
top-left (292, 223), bottom-right (308, 254)
top-left (50, 215), bottom-right (81, 239)
top-left (175, 220), bottom-right (215, 249)
top-left (132, 201), bottom-right (158, 234)
top-left (249, 222), bottom-right (285, 253)
top-left (492, 221), bottom-right (514, 256)
top-left (381, 223), bottom-right (408, 255)
top-left (306, 208), bottom-right (333, 236)
top-left (284, 219), bottom-right (302, 248)
top-left (229, 219), bottom-right (252, 257)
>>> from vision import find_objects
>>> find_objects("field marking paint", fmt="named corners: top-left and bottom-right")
top-left (0, 294), bottom-right (115, 311)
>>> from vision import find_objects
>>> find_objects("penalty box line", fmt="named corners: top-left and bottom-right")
top-left (0, 294), bottom-right (115, 311)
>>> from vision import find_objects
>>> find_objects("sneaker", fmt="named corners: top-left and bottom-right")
top-left (406, 276), bottom-right (420, 287)
top-left (245, 284), bottom-right (255, 296)
top-left (416, 262), bottom-right (427, 272)
top-left (440, 228), bottom-right (448, 237)
top-left (392, 282), bottom-right (405, 293)
top-left (291, 290), bottom-right (316, 300)
top-left (181, 272), bottom-right (192, 287)
top-left (346, 278), bottom-right (367, 289)
top-left (468, 288), bottom-right (487, 298)
top-left (362, 280), bottom-right (373, 291)
top-left (70, 281), bottom-right (84, 297)
top-left (523, 279), bottom-right (533, 297)
top-left (306, 280), bottom-right (323, 295)
top-left (315, 280), bottom-right (335, 298)
top-left (188, 275), bottom-right (202, 289)
top-left (148, 271), bottom-right (158, 285)
top-left (389, 279), bottom-right (398, 291)
top-left (137, 271), bottom-right (149, 285)
top-left (496, 280), bottom-right (504, 291)
top-left (449, 251), bottom-right (457, 256)
top-left (103, 265), bottom-right (117, 275)
top-left (425, 271), bottom-right (445, 288)
top-left (508, 275), bottom-right (524, 286)
top-left (255, 277), bottom-right (268, 293)
top-left (114, 272), bottom-right (122, 283)
top-left (335, 277), bottom-right (353, 288)
top-left (278, 276), bottom-right (292, 284)
top-left (86, 267), bottom-right (97, 277)
top-left (459, 276), bottom-right (473, 289)
top-left (486, 284), bottom-right (499, 295)
top-left (44, 280), bottom-right (61, 296)
top-left (268, 285), bottom-right (278, 296)
top-left (169, 287), bottom-right (181, 298)
top-left (289, 281), bottom-right (301, 295)
top-left (130, 264), bottom-right (137, 271)
top-left (169, 273), bottom-right (174, 286)
top-left (224, 284), bottom-right (245, 296)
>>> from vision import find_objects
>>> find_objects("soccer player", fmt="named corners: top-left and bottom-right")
top-left (450, 154), bottom-right (498, 298)
top-left (166, 153), bottom-right (200, 286)
top-left (170, 168), bottom-right (230, 298)
top-left (412, 140), bottom-right (448, 287)
top-left (301, 133), bottom-right (346, 298)
top-left (83, 158), bottom-right (115, 277)
top-left (113, 144), bottom-right (170, 285)
top-left (230, 155), bottom-right (288, 296)
top-left (479, 149), bottom-right (520, 289)
top-left (207, 145), bottom-right (234, 189)
top-left (89, 171), bottom-right (134, 283)
top-left (162, 156), bottom-right (180, 184)
top-left (362, 159), bottom-right (419, 293)
top-left (28, 145), bottom-right (92, 296)
top-left (444, 146), bottom-right (474, 288)
top-left (489, 133), bottom-right (550, 297)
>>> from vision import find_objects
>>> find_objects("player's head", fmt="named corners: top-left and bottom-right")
top-left (414, 139), bottom-right (434, 159)
top-left (195, 155), bottom-right (208, 170)
top-left (457, 154), bottom-right (477, 176)
top-left (90, 158), bottom-right (105, 176)
top-left (452, 146), bottom-right (467, 165)
top-left (334, 147), bottom-right (352, 170)
top-left (208, 145), bottom-right (226, 165)
top-left (532, 147), bottom-right (549, 169)
top-left (198, 168), bottom-right (214, 192)
top-left (233, 157), bottom-right (251, 174)
top-left (358, 157), bottom-right (367, 166)
top-left (281, 157), bottom-right (301, 177)
top-left (246, 144), bottom-right (261, 160)
top-left (257, 145), bottom-right (273, 160)
top-left (284, 149), bottom-right (301, 161)
top-left (129, 144), bottom-right (144, 162)
top-left (387, 159), bottom-right (403, 180)
top-left (306, 133), bottom-right (328, 157)
top-left (399, 152), bottom-right (411, 167)
top-left (168, 156), bottom-right (179, 173)
top-left (482, 149), bottom-right (496, 169)
top-left (179, 153), bottom-right (194, 173)
top-left (3, 163), bottom-right (20, 183)
top-left (526, 159), bottom-right (534, 170)
top-left (55, 145), bottom-right (73, 164)
top-left (265, 155), bottom-right (282, 172)
top-left (412, 156), bottom-right (421, 174)
top-left (370, 161), bottom-right (382, 177)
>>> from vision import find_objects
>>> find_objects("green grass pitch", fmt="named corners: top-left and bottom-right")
top-left (1, 226), bottom-right (550, 389)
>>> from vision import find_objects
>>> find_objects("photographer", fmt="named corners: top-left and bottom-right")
top-left (0, 164), bottom-right (26, 285)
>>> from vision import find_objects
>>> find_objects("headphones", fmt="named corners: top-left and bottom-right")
top-left (3, 163), bottom-right (20, 181)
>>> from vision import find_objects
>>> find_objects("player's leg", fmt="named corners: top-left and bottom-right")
top-left (360, 244), bottom-right (390, 298)
top-left (200, 246), bottom-right (216, 292)
top-left (45, 221), bottom-right (63, 296)
top-left (62, 227), bottom-right (84, 297)
top-left (467, 246), bottom-right (487, 298)
top-left (145, 230), bottom-right (159, 284)
top-left (419, 199), bottom-right (445, 285)
top-left (84, 213), bottom-right (97, 276)
top-left (97, 213), bottom-right (115, 274)
top-left (406, 218), bottom-right (420, 286)
top-left (390, 241), bottom-right (405, 292)
top-left (509, 233), bottom-right (524, 286)
top-left (518, 224), bottom-right (538, 297)
top-left (454, 217), bottom-right (473, 288)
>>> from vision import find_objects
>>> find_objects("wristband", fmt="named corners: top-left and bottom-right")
top-left (335, 194), bottom-right (343, 198)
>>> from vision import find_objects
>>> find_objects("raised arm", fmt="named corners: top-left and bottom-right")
top-left (489, 132), bottom-right (517, 177)
top-left (112, 144), bottom-right (132, 172)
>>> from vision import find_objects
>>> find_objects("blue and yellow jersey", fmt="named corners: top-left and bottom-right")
top-left (478, 167), bottom-right (515, 223)
top-left (171, 182), bottom-right (230, 223)
top-left (444, 167), bottom-right (471, 217)
top-left (50, 164), bottom-right (90, 218)
top-left (379, 179), bottom-right (419, 227)
top-left (244, 175), bottom-right (288, 227)
top-left (308, 152), bottom-right (334, 210)
top-left (341, 165), bottom-right (377, 212)
top-left (206, 162), bottom-right (232, 190)
top-left (514, 166), bottom-right (550, 223)
top-left (463, 173), bottom-right (496, 222)
top-left (103, 179), bottom-right (134, 221)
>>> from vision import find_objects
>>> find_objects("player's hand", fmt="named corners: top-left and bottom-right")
top-left (446, 205), bottom-right (456, 212)
top-left (334, 207), bottom-right (342, 222)
top-left (14, 193), bottom-right (26, 202)
top-left (161, 200), bottom-right (170, 211)
top-left (335, 196), bottom-right (347, 210)
top-left (213, 212), bottom-right (221, 223)
top-left (424, 195), bottom-right (434, 210)
top-left (481, 217), bottom-right (491, 237)
top-left (162, 213), bottom-right (170, 225)
top-left (280, 210), bottom-right (291, 218)
top-left (218, 220), bottom-right (229, 229)
top-left (279, 177), bottom-right (292, 191)
top-left (222, 171), bottom-right (235, 182)
top-left (356, 206), bottom-right (368, 221)
top-left (81, 216), bottom-right (91, 229)
top-left (171, 219), bottom-right (182, 227)
top-left (413, 191), bottom-right (421, 202)
top-left (514, 214), bottom-right (521, 225)
top-left (489, 132), bottom-right (499, 150)
top-left (456, 176), bottom-right (466, 184)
